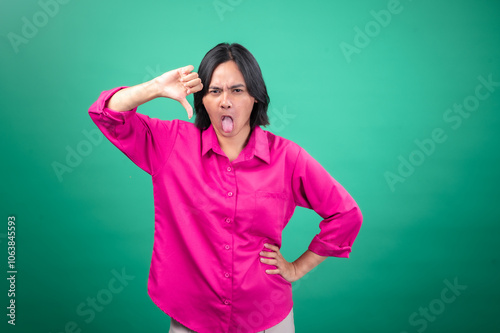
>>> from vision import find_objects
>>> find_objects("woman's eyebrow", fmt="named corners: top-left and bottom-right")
top-left (208, 84), bottom-right (246, 89)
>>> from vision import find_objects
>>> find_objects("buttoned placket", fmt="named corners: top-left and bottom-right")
top-left (222, 158), bottom-right (236, 309)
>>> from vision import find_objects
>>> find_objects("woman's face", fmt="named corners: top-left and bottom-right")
top-left (202, 60), bottom-right (256, 140)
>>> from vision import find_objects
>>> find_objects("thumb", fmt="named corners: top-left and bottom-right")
top-left (178, 64), bottom-right (194, 77)
top-left (178, 97), bottom-right (193, 119)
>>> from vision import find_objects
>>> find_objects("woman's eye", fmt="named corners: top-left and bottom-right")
top-left (210, 90), bottom-right (220, 94)
top-left (234, 89), bottom-right (243, 93)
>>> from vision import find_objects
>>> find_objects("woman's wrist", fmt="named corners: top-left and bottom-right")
top-left (293, 249), bottom-right (327, 280)
top-left (149, 77), bottom-right (163, 99)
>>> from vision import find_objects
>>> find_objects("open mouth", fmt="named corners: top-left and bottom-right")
top-left (221, 115), bottom-right (234, 133)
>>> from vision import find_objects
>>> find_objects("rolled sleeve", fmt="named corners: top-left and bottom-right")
top-left (291, 147), bottom-right (363, 258)
top-left (88, 86), bottom-right (178, 175)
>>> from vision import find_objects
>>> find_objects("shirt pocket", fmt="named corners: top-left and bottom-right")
top-left (252, 191), bottom-right (287, 238)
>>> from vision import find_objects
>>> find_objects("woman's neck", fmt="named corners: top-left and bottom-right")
top-left (216, 126), bottom-right (253, 161)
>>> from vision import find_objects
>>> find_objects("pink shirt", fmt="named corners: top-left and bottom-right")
top-left (88, 86), bottom-right (363, 333)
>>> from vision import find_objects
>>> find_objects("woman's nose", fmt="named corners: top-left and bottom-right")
top-left (220, 91), bottom-right (232, 108)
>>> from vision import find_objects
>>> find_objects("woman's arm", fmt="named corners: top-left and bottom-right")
top-left (292, 249), bottom-right (327, 280)
top-left (87, 65), bottom-right (202, 175)
top-left (105, 79), bottom-right (159, 112)
top-left (106, 65), bottom-right (203, 118)
top-left (260, 146), bottom-right (362, 283)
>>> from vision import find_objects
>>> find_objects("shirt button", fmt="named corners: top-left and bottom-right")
top-left (103, 111), bottom-right (109, 116)
top-left (227, 166), bottom-right (232, 172)
top-left (224, 299), bottom-right (230, 305)
top-left (224, 244), bottom-right (230, 250)
top-left (227, 191), bottom-right (233, 197)
top-left (224, 272), bottom-right (230, 278)
top-left (225, 218), bottom-right (231, 224)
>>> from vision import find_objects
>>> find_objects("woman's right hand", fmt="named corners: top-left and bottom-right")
top-left (153, 65), bottom-right (203, 119)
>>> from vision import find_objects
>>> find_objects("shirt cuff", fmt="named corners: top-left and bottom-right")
top-left (308, 236), bottom-right (352, 258)
top-left (95, 86), bottom-right (138, 123)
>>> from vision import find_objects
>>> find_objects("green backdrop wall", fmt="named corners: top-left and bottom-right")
top-left (1, 0), bottom-right (499, 332)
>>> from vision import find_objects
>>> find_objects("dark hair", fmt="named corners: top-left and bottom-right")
top-left (194, 43), bottom-right (270, 130)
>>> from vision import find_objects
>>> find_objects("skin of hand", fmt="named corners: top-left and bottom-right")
top-left (260, 243), bottom-right (328, 283)
top-left (153, 65), bottom-right (203, 119)
top-left (260, 243), bottom-right (299, 283)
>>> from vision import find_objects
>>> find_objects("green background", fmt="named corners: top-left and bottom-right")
top-left (1, 0), bottom-right (499, 332)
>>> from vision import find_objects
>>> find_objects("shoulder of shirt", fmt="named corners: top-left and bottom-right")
top-left (175, 119), bottom-right (197, 128)
top-left (259, 127), bottom-right (303, 156)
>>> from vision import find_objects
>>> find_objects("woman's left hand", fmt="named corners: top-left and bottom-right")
top-left (260, 243), bottom-right (300, 283)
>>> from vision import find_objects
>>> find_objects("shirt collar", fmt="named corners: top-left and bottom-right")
top-left (202, 123), bottom-right (270, 164)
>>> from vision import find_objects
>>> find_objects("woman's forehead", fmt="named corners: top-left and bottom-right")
top-left (209, 61), bottom-right (246, 86)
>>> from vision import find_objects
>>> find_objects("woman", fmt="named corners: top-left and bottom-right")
top-left (88, 43), bottom-right (363, 333)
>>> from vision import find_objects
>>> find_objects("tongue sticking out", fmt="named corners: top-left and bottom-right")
top-left (222, 116), bottom-right (234, 133)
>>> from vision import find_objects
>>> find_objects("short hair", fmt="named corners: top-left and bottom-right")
top-left (194, 43), bottom-right (270, 130)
